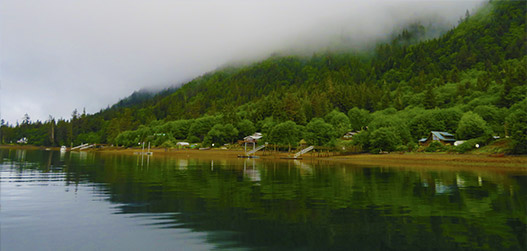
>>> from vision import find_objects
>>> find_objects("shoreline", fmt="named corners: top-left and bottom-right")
top-left (2, 145), bottom-right (526, 172)
top-left (322, 153), bottom-right (527, 172)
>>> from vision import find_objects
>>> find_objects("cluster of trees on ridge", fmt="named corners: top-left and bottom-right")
top-left (0, 0), bottom-right (525, 153)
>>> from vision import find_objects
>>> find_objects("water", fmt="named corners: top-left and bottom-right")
top-left (1, 149), bottom-right (525, 250)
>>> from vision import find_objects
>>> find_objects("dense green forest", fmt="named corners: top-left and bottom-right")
top-left (1, 0), bottom-right (526, 153)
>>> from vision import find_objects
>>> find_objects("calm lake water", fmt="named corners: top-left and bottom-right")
top-left (1, 149), bottom-right (525, 250)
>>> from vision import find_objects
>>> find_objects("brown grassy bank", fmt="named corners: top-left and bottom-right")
top-left (0, 144), bottom-right (62, 151)
top-left (323, 153), bottom-right (527, 172)
top-left (96, 147), bottom-right (324, 159)
top-left (2, 145), bottom-right (526, 172)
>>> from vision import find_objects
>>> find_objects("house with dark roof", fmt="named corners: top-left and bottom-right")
top-left (418, 131), bottom-right (456, 146)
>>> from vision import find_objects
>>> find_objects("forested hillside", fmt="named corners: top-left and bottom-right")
top-left (1, 0), bottom-right (526, 153)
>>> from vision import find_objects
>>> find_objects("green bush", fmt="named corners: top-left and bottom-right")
top-left (268, 121), bottom-right (303, 149)
top-left (348, 107), bottom-right (371, 131)
top-left (369, 127), bottom-right (401, 153)
top-left (160, 139), bottom-right (176, 148)
top-left (506, 108), bottom-right (527, 154)
top-left (203, 124), bottom-right (239, 146)
top-left (406, 142), bottom-right (419, 152)
top-left (325, 110), bottom-right (350, 136)
top-left (351, 131), bottom-right (370, 152)
top-left (304, 118), bottom-right (337, 146)
top-left (395, 145), bottom-right (408, 152)
top-left (454, 138), bottom-right (486, 153)
top-left (336, 140), bottom-right (361, 153)
top-left (187, 136), bottom-right (201, 143)
top-left (456, 111), bottom-right (493, 140)
top-left (425, 141), bottom-right (446, 152)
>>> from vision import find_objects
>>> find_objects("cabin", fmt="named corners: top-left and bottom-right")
top-left (419, 131), bottom-right (456, 146)
top-left (342, 131), bottom-right (359, 140)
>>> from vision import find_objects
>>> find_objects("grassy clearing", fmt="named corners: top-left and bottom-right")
top-left (471, 138), bottom-right (514, 154)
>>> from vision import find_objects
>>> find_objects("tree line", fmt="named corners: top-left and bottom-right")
top-left (1, 0), bottom-right (525, 153)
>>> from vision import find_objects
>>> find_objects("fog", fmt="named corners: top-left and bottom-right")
top-left (0, 0), bottom-right (484, 124)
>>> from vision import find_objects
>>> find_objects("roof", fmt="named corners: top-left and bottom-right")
top-left (431, 131), bottom-right (456, 142)
top-left (244, 132), bottom-right (263, 141)
top-left (343, 131), bottom-right (359, 139)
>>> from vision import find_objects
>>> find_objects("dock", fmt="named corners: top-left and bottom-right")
top-left (238, 144), bottom-right (266, 158)
top-left (280, 146), bottom-right (314, 159)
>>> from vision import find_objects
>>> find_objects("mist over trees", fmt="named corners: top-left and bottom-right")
top-left (1, 0), bottom-right (525, 153)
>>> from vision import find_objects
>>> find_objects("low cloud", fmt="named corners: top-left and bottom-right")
top-left (0, 0), bottom-right (484, 124)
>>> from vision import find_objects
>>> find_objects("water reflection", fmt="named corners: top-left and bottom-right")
top-left (15, 149), bottom-right (26, 162)
top-left (244, 159), bottom-right (261, 183)
top-left (1, 149), bottom-right (526, 250)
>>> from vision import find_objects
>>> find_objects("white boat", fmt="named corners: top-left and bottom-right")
top-left (60, 146), bottom-right (67, 152)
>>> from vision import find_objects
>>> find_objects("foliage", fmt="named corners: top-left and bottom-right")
top-left (456, 112), bottom-right (493, 140)
top-left (425, 141), bottom-right (447, 152)
top-left (505, 108), bottom-right (527, 154)
top-left (369, 127), bottom-right (402, 153)
top-left (304, 118), bottom-right (337, 146)
top-left (473, 105), bottom-right (506, 135)
top-left (188, 116), bottom-right (219, 141)
top-left (76, 132), bottom-right (101, 145)
top-left (325, 110), bottom-right (350, 137)
top-left (454, 138), bottom-right (486, 153)
top-left (347, 107), bottom-right (370, 131)
top-left (268, 121), bottom-right (303, 148)
top-left (351, 131), bottom-right (370, 151)
top-left (335, 139), bottom-right (362, 153)
top-left (160, 139), bottom-right (176, 148)
top-left (237, 119), bottom-right (256, 139)
top-left (369, 113), bottom-right (412, 144)
top-left (203, 124), bottom-right (239, 146)
top-left (257, 117), bottom-right (276, 135)
top-left (409, 108), bottom-right (463, 140)
top-left (406, 142), bottom-right (419, 152)
top-left (160, 119), bottom-right (193, 140)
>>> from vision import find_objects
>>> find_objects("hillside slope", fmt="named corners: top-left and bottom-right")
top-left (2, 0), bottom-right (526, 153)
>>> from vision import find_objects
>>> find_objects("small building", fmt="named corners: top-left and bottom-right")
top-left (243, 132), bottom-right (262, 143)
top-left (17, 137), bottom-right (28, 144)
top-left (176, 142), bottom-right (190, 147)
top-left (419, 131), bottom-right (456, 146)
top-left (342, 131), bottom-right (359, 140)
top-left (241, 132), bottom-right (263, 152)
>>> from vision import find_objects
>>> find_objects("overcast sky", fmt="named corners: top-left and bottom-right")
top-left (0, 0), bottom-right (484, 124)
